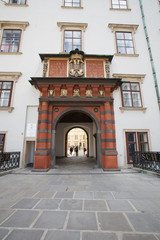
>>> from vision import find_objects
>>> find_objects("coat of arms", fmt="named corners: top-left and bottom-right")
top-left (69, 49), bottom-right (84, 77)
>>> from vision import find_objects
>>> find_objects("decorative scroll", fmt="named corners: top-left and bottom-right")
top-left (105, 60), bottom-right (110, 78)
top-left (132, 151), bottom-right (160, 173)
top-left (69, 49), bottom-right (84, 77)
top-left (43, 60), bottom-right (48, 77)
top-left (0, 152), bottom-right (20, 171)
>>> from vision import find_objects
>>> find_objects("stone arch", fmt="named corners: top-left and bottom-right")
top-left (51, 107), bottom-right (102, 168)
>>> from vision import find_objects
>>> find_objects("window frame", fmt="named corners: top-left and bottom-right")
top-left (0, 21), bottom-right (29, 55)
top-left (57, 22), bottom-right (88, 53)
top-left (64, 0), bottom-right (81, 7)
top-left (108, 24), bottom-right (139, 57)
top-left (113, 74), bottom-right (146, 112)
top-left (0, 81), bottom-right (13, 107)
top-left (0, 72), bottom-right (21, 112)
top-left (0, 133), bottom-right (6, 153)
top-left (0, 29), bottom-right (22, 53)
top-left (121, 82), bottom-right (142, 108)
top-left (115, 31), bottom-right (135, 55)
top-left (64, 30), bottom-right (82, 52)
top-left (111, 0), bottom-right (128, 9)
top-left (125, 131), bottom-right (150, 164)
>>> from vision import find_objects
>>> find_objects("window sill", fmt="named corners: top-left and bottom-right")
top-left (119, 107), bottom-right (147, 112)
top-left (61, 6), bottom-right (83, 9)
top-left (0, 52), bottom-right (22, 55)
top-left (115, 53), bottom-right (139, 57)
top-left (110, 8), bottom-right (131, 11)
top-left (0, 107), bottom-right (14, 113)
top-left (5, 4), bottom-right (28, 7)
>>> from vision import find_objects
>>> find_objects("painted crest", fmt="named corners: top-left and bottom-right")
top-left (69, 49), bottom-right (84, 77)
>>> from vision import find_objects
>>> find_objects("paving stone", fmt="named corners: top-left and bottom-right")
top-left (84, 200), bottom-right (107, 211)
top-left (67, 212), bottom-right (97, 230)
top-left (94, 191), bottom-right (114, 200)
top-left (126, 213), bottom-right (160, 232)
top-left (44, 230), bottom-right (80, 240)
top-left (60, 199), bottom-right (83, 210)
top-left (0, 209), bottom-right (14, 224)
top-left (5, 229), bottom-right (44, 240)
top-left (33, 191), bottom-right (55, 198)
top-left (74, 191), bottom-right (93, 199)
top-left (107, 200), bottom-right (134, 211)
top-left (82, 232), bottom-right (118, 240)
top-left (33, 211), bottom-right (67, 229)
top-left (34, 199), bottom-right (61, 209)
top-left (97, 212), bottom-right (133, 231)
top-left (54, 191), bottom-right (74, 199)
top-left (0, 229), bottom-right (9, 239)
top-left (12, 198), bottom-right (39, 209)
top-left (130, 199), bottom-right (160, 213)
top-left (2, 210), bottom-right (39, 228)
top-left (122, 233), bottom-right (158, 240)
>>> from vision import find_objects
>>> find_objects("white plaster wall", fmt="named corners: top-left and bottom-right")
top-left (0, 0), bottom-right (160, 168)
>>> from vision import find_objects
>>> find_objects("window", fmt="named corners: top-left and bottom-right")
top-left (64, 30), bottom-right (81, 52)
top-left (116, 32), bottom-right (134, 54)
top-left (126, 132), bottom-right (149, 164)
top-left (121, 82), bottom-right (142, 107)
top-left (9, 0), bottom-right (26, 4)
top-left (108, 24), bottom-right (139, 56)
top-left (0, 72), bottom-right (21, 112)
top-left (0, 30), bottom-right (21, 53)
top-left (0, 134), bottom-right (5, 153)
top-left (64, 0), bottom-right (80, 7)
top-left (112, 0), bottom-right (127, 9)
top-left (0, 21), bottom-right (29, 54)
top-left (57, 22), bottom-right (88, 53)
top-left (0, 81), bottom-right (13, 107)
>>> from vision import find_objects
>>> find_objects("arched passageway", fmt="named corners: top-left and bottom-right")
top-left (51, 108), bottom-right (102, 169)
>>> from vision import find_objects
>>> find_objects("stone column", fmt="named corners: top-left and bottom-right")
top-left (34, 101), bottom-right (51, 170)
top-left (100, 101), bottom-right (118, 169)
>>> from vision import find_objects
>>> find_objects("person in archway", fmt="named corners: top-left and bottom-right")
top-left (70, 146), bottom-right (73, 155)
top-left (84, 147), bottom-right (87, 155)
top-left (75, 145), bottom-right (78, 156)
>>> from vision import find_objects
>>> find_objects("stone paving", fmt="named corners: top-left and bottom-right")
top-left (0, 168), bottom-right (160, 240)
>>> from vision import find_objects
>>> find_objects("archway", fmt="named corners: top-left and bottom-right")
top-left (65, 127), bottom-right (89, 157)
top-left (51, 108), bottom-right (102, 169)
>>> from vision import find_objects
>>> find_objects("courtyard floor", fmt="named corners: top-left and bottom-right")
top-left (0, 164), bottom-right (160, 240)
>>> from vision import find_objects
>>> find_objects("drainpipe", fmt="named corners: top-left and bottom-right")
top-left (139, 0), bottom-right (160, 109)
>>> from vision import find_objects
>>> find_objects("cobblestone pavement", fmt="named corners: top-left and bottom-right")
top-left (0, 168), bottom-right (160, 240)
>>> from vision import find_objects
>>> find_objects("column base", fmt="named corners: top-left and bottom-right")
top-left (102, 151), bottom-right (118, 169)
top-left (34, 151), bottom-right (50, 170)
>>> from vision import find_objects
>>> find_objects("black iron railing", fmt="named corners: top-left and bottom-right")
top-left (132, 151), bottom-right (160, 173)
top-left (0, 152), bottom-right (20, 171)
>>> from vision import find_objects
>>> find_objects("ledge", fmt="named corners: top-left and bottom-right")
top-left (0, 107), bottom-right (14, 113)
top-left (5, 4), bottom-right (28, 7)
top-left (57, 22), bottom-right (88, 31)
top-left (114, 53), bottom-right (139, 57)
top-left (0, 52), bottom-right (22, 55)
top-left (119, 107), bottom-right (147, 112)
top-left (0, 21), bottom-right (29, 30)
top-left (61, 6), bottom-right (83, 9)
top-left (110, 8), bottom-right (131, 11)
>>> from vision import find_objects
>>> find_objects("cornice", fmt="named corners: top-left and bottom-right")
top-left (0, 21), bottom-right (29, 30)
top-left (108, 23), bottom-right (139, 33)
top-left (57, 22), bottom-right (88, 31)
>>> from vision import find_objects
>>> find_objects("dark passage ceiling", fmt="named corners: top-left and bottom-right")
top-left (59, 112), bottom-right (93, 123)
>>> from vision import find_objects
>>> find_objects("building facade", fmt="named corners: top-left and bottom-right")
top-left (0, 0), bottom-right (160, 170)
